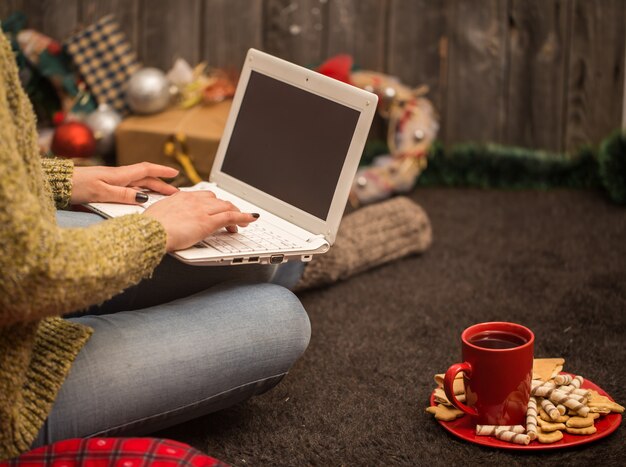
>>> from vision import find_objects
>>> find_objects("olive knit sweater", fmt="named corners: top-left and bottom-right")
top-left (0, 32), bottom-right (167, 459)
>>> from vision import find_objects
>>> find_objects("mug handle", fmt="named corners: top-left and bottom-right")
top-left (443, 362), bottom-right (478, 417)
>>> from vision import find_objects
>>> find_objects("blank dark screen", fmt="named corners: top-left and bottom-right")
top-left (221, 71), bottom-right (360, 220)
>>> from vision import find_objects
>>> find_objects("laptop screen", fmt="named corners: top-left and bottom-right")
top-left (221, 71), bottom-right (361, 220)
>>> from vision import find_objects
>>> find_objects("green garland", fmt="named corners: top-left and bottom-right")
top-left (598, 131), bottom-right (626, 204)
top-left (417, 132), bottom-right (626, 205)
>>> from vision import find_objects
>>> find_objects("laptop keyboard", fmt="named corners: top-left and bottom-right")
top-left (139, 191), bottom-right (301, 253)
top-left (200, 224), bottom-right (300, 253)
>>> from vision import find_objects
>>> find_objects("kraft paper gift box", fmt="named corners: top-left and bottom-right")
top-left (115, 100), bottom-right (232, 178)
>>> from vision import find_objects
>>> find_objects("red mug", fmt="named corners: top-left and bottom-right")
top-left (443, 322), bottom-right (535, 425)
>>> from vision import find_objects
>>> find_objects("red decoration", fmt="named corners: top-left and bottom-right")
top-left (52, 111), bottom-right (66, 126)
top-left (51, 121), bottom-right (96, 158)
top-left (46, 40), bottom-right (62, 55)
top-left (316, 54), bottom-right (353, 84)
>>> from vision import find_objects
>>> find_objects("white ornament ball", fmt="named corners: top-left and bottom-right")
top-left (126, 68), bottom-right (171, 114)
top-left (85, 104), bottom-right (122, 155)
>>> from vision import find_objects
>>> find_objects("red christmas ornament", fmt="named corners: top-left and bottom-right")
top-left (51, 121), bottom-right (96, 159)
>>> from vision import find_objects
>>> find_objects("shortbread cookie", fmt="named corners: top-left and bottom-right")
top-left (566, 415), bottom-right (595, 429)
top-left (433, 388), bottom-right (466, 406)
top-left (536, 427), bottom-right (564, 444)
top-left (565, 426), bottom-right (597, 435)
top-left (532, 358), bottom-right (565, 382)
top-left (537, 418), bottom-right (566, 432)
top-left (425, 404), bottom-right (464, 421)
top-left (587, 390), bottom-right (625, 414)
top-left (434, 372), bottom-right (462, 387)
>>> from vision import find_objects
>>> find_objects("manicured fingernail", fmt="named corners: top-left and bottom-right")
top-left (135, 192), bottom-right (149, 203)
top-left (251, 213), bottom-right (260, 218)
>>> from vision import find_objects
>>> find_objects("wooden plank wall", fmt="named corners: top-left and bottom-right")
top-left (1, 0), bottom-right (624, 152)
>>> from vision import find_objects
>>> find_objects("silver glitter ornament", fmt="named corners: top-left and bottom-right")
top-left (126, 68), bottom-right (171, 114)
top-left (85, 104), bottom-right (122, 155)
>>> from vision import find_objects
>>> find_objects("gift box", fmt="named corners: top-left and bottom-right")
top-left (115, 101), bottom-right (232, 177)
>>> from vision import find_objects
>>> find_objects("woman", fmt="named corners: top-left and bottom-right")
top-left (0, 30), bottom-right (310, 459)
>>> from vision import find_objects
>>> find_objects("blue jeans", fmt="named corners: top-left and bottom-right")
top-left (33, 211), bottom-right (309, 446)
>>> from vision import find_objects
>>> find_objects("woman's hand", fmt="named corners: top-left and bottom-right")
top-left (70, 162), bottom-right (180, 205)
top-left (143, 190), bottom-right (260, 252)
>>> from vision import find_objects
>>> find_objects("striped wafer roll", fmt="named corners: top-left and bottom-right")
top-left (532, 384), bottom-right (557, 398)
top-left (526, 396), bottom-right (538, 440)
top-left (557, 404), bottom-right (567, 415)
top-left (570, 375), bottom-right (584, 388)
top-left (494, 428), bottom-right (531, 445)
top-left (476, 425), bottom-right (525, 436)
top-left (559, 392), bottom-right (586, 403)
top-left (559, 385), bottom-right (591, 398)
top-left (554, 374), bottom-right (573, 386)
top-left (548, 389), bottom-right (590, 417)
top-left (540, 398), bottom-right (560, 420)
top-left (532, 382), bottom-right (586, 402)
top-left (532, 380), bottom-right (556, 391)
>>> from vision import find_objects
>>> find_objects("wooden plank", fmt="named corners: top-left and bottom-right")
top-left (201, 0), bottom-right (263, 71)
top-left (506, 0), bottom-right (569, 151)
top-left (326, 0), bottom-right (386, 71)
top-left (1, 0), bottom-right (78, 40)
top-left (40, 0), bottom-right (80, 41)
top-left (263, 0), bottom-right (327, 66)
top-left (140, 0), bottom-right (202, 70)
top-left (565, 0), bottom-right (626, 151)
top-left (80, 0), bottom-right (140, 51)
top-left (445, 0), bottom-right (508, 145)
top-left (387, 0), bottom-right (448, 139)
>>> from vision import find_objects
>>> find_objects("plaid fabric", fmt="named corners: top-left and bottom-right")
top-left (65, 15), bottom-right (141, 114)
top-left (2, 438), bottom-right (228, 467)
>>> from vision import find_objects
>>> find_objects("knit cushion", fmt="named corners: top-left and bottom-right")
top-left (5, 438), bottom-right (227, 466)
top-left (295, 196), bottom-right (432, 291)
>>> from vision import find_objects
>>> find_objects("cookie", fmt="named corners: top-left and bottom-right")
top-left (425, 404), bottom-right (464, 421)
top-left (565, 426), bottom-right (597, 435)
top-left (536, 426), bottom-right (564, 444)
top-left (566, 415), bottom-right (595, 428)
top-left (537, 418), bottom-right (566, 432)
top-left (433, 387), bottom-right (466, 406)
top-left (532, 358), bottom-right (565, 382)
top-left (539, 406), bottom-right (569, 423)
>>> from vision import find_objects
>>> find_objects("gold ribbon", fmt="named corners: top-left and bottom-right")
top-left (163, 132), bottom-right (202, 185)
top-left (163, 106), bottom-right (203, 184)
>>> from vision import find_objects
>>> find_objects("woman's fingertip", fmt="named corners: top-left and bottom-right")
top-left (251, 213), bottom-right (260, 219)
top-left (135, 192), bottom-right (149, 203)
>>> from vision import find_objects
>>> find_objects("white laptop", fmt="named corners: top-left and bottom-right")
top-left (89, 48), bottom-right (378, 266)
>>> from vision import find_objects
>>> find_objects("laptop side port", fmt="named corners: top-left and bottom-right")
top-left (248, 256), bottom-right (260, 263)
top-left (232, 257), bottom-right (244, 264)
top-left (269, 254), bottom-right (284, 264)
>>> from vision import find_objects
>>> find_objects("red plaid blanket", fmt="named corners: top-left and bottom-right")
top-left (1, 437), bottom-right (228, 466)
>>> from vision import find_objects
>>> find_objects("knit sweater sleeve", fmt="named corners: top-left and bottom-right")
top-left (0, 75), bottom-right (167, 328)
top-left (40, 157), bottom-right (74, 208)
top-left (0, 163), bottom-right (167, 325)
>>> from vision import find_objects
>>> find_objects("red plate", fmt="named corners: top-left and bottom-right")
top-left (429, 376), bottom-right (622, 450)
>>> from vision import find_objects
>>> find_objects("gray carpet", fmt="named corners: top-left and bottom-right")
top-left (156, 187), bottom-right (626, 466)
